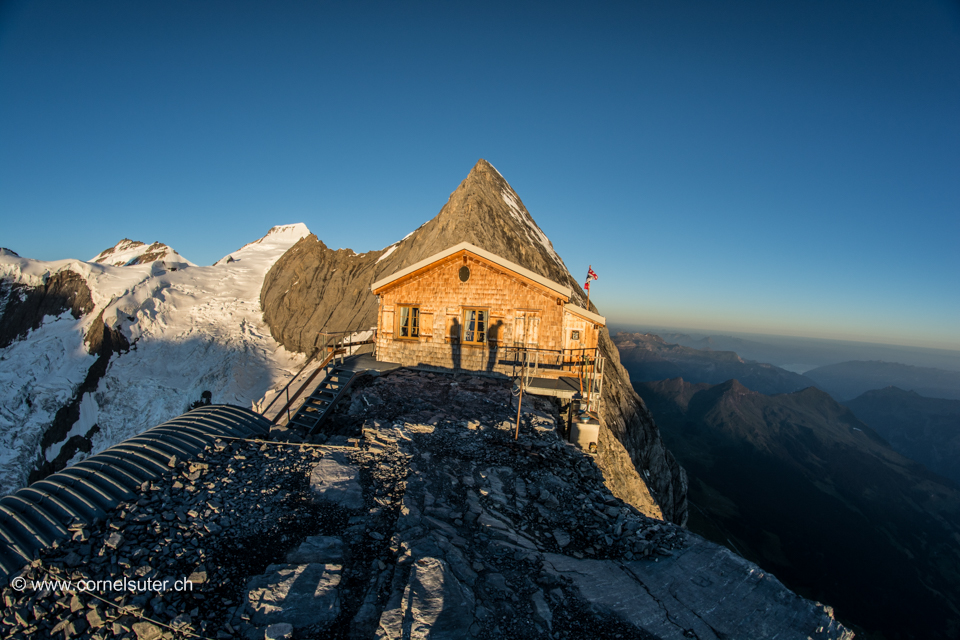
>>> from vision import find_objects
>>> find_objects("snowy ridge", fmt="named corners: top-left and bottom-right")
top-left (0, 224), bottom-right (311, 496)
top-left (91, 239), bottom-right (195, 267)
top-left (231, 223), bottom-right (310, 256)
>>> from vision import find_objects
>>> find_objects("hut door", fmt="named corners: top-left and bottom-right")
top-left (514, 311), bottom-right (540, 349)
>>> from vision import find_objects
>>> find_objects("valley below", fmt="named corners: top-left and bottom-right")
top-left (616, 331), bottom-right (960, 639)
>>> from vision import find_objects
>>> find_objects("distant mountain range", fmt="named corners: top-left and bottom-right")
top-left (846, 387), bottom-right (960, 486)
top-left (614, 332), bottom-right (818, 395)
top-left (805, 360), bottom-right (960, 401)
top-left (636, 377), bottom-right (960, 640)
top-left (617, 326), bottom-right (960, 373)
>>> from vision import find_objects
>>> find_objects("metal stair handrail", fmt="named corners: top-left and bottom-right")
top-left (258, 327), bottom-right (373, 423)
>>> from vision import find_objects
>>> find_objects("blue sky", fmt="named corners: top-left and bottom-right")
top-left (2, 1), bottom-right (958, 349)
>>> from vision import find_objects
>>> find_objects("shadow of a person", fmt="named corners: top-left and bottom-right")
top-left (450, 317), bottom-right (461, 371)
top-left (486, 320), bottom-right (503, 373)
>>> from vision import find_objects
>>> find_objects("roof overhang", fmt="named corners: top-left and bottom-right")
top-left (371, 242), bottom-right (572, 299)
top-left (564, 305), bottom-right (606, 326)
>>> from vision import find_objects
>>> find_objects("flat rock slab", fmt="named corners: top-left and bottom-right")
top-left (544, 542), bottom-right (853, 640)
top-left (376, 556), bottom-right (475, 639)
top-left (285, 535), bottom-right (344, 564)
top-left (246, 563), bottom-right (342, 628)
top-left (310, 451), bottom-right (363, 509)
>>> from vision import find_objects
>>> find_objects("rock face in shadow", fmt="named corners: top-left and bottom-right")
top-left (261, 159), bottom-right (687, 524)
top-left (637, 377), bottom-right (960, 640)
top-left (0, 270), bottom-right (94, 348)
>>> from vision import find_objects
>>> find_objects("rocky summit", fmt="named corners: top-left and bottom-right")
top-left (260, 159), bottom-right (687, 526)
top-left (3, 368), bottom-right (850, 639)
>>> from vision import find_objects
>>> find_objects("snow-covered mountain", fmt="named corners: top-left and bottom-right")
top-left (0, 224), bottom-right (311, 496)
top-left (90, 239), bottom-right (195, 267)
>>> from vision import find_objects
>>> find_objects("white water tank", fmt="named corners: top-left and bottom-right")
top-left (570, 415), bottom-right (599, 453)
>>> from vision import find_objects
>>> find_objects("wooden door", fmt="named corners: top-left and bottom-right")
top-left (514, 311), bottom-right (540, 348)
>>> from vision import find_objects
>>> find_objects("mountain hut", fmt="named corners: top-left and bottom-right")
top-left (371, 243), bottom-right (606, 447)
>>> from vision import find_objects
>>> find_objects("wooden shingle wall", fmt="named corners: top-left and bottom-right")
top-left (561, 310), bottom-right (600, 352)
top-left (375, 252), bottom-right (580, 375)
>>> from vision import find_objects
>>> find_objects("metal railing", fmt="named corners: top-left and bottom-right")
top-left (502, 346), bottom-right (605, 414)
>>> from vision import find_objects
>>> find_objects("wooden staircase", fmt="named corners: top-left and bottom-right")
top-left (286, 366), bottom-right (358, 434)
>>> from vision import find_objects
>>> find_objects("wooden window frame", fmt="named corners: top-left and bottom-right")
top-left (395, 305), bottom-right (420, 340)
top-left (461, 307), bottom-right (488, 345)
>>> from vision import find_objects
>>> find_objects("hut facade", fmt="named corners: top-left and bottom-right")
top-left (371, 242), bottom-right (605, 376)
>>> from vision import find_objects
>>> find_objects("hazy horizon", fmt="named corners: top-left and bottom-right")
top-left (609, 321), bottom-right (960, 372)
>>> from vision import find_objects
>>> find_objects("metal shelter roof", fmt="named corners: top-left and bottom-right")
top-left (0, 404), bottom-right (270, 580)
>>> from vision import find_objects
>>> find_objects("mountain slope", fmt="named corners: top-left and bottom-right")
top-left (260, 159), bottom-right (687, 524)
top-left (0, 225), bottom-right (310, 496)
top-left (614, 331), bottom-right (819, 394)
top-left (636, 377), bottom-right (960, 640)
top-left (806, 360), bottom-right (960, 401)
top-left (846, 386), bottom-right (960, 486)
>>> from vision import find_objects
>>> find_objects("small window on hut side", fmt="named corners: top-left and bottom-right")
top-left (462, 308), bottom-right (487, 344)
top-left (571, 330), bottom-right (580, 341)
top-left (397, 306), bottom-right (419, 339)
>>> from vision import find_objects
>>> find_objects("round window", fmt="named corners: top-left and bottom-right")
top-left (459, 266), bottom-right (471, 282)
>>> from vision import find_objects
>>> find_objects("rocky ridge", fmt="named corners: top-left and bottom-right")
top-left (3, 368), bottom-right (850, 639)
top-left (260, 159), bottom-right (686, 524)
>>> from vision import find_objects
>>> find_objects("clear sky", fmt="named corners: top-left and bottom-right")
top-left (2, 1), bottom-right (958, 350)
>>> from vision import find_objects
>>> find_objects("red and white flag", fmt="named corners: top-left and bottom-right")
top-left (584, 266), bottom-right (598, 291)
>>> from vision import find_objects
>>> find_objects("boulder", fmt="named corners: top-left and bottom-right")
top-left (376, 557), bottom-right (475, 639)
top-left (246, 563), bottom-right (342, 628)
top-left (285, 535), bottom-right (344, 564)
top-left (310, 452), bottom-right (363, 510)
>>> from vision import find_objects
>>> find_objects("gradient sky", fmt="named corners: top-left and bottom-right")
top-left (2, 1), bottom-right (958, 350)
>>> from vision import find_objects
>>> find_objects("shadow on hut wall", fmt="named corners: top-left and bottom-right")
top-left (450, 317), bottom-right (461, 371)
top-left (486, 320), bottom-right (503, 373)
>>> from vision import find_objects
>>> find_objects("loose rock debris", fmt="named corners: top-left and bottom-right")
top-left (2, 369), bottom-right (844, 640)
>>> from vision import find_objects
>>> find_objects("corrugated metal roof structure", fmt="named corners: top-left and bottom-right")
top-left (0, 404), bottom-right (270, 580)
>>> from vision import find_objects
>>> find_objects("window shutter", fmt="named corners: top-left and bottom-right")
top-left (420, 312), bottom-right (434, 337)
top-left (382, 309), bottom-right (394, 335)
